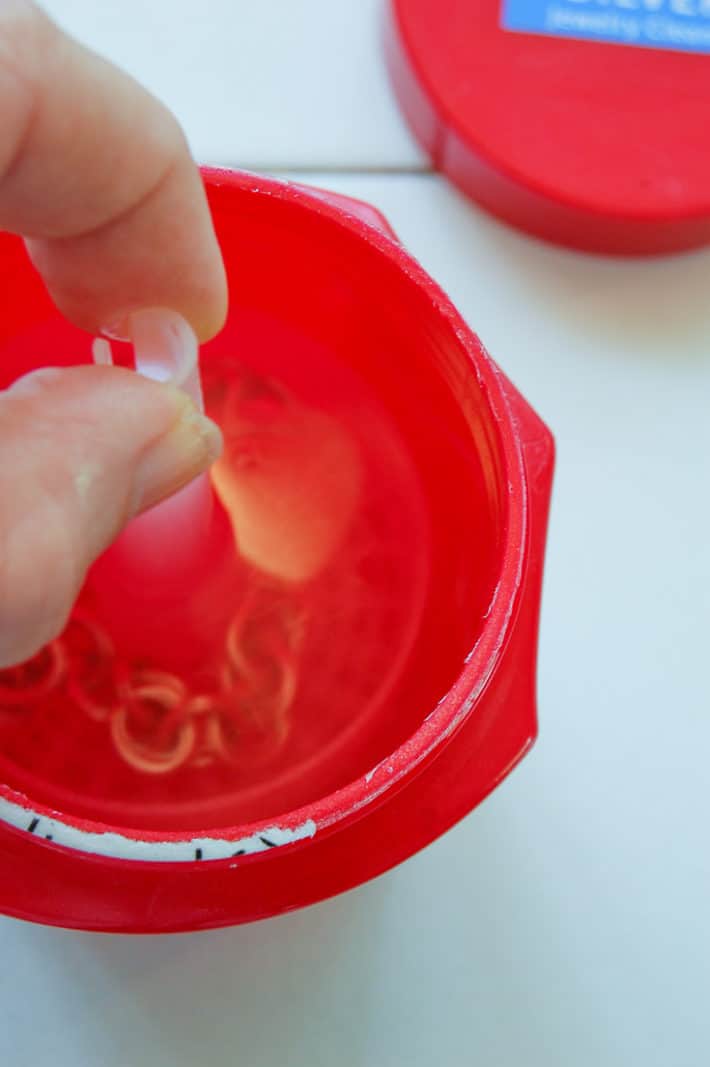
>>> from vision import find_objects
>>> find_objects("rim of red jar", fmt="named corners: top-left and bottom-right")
top-left (0, 169), bottom-right (529, 861)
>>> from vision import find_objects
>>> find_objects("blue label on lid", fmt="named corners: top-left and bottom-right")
top-left (501, 0), bottom-right (710, 54)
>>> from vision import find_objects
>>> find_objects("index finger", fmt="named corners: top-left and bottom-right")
top-left (0, 0), bottom-right (227, 341)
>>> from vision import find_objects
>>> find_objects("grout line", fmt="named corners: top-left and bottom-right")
top-left (202, 162), bottom-right (435, 177)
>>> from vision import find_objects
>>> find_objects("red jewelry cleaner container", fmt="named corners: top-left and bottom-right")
top-left (386, 0), bottom-right (710, 254)
top-left (0, 170), bottom-right (553, 932)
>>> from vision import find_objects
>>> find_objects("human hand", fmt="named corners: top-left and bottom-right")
top-left (0, 0), bottom-right (227, 668)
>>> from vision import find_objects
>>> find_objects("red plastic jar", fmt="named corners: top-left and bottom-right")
top-left (0, 170), bottom-right (553, 932)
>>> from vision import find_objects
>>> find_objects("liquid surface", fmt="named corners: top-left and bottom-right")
top-left (0, 316), bottom-right (431, 829)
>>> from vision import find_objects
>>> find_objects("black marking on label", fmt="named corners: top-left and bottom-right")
top-left (45, 834), bottom-right (53, 841)
top-left (233, 849), bottom-right (246, 857)
top-left (195, 848), bottom-right (203, 860)
top-left (259, 836), bottom-right (277, 848)
top-left (27, 817), bottom-right (39, 833)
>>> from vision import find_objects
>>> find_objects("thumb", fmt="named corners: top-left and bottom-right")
top-left (0, 365), bottom-right (221, 668)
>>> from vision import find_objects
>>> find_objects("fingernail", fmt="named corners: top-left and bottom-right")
top-left (103, 309), bottom-right (202, 394)
top-left (131, 394), bottom-right (223, 516)
top-left (129, 308), bottom-right (205, 415)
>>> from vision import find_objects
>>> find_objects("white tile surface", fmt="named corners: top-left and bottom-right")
top-left (41, 0), bottom-right (425, 169)
top-left (3, 4), bottom-right (710, 1066)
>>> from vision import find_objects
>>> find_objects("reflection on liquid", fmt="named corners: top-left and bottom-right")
top-left (211, 374), bottom-right (363, 582)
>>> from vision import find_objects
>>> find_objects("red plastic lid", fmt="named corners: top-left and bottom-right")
top-left (386, 0), bottom-right (710, 254)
